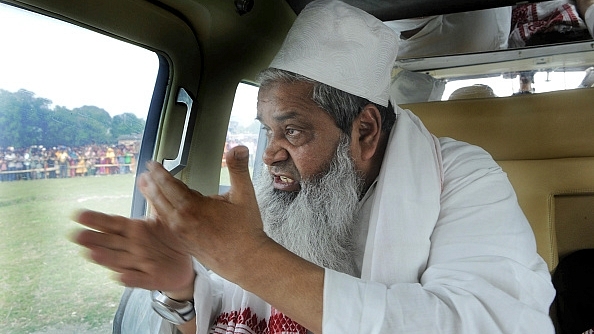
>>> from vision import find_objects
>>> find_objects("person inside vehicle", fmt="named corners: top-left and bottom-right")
top-left (448, 84), bottom-right (498, 100)
top-left (72, 0), bottom-right (556, 333)
top-left (513, 71), bottom-right (536, 95)
top-left (577, 0), bottom-right (594, 36)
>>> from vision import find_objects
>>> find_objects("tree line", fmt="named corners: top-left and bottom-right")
top-left (0, 89), bottom-right (146, 149)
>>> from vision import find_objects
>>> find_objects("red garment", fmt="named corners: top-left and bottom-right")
top-left (509, 1), bottom-right (586, 47)
top-left (210, 307), bottom-right (307, 334)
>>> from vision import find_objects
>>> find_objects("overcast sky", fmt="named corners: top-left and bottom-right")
top-left (0, 3), bottom-right (159, 119)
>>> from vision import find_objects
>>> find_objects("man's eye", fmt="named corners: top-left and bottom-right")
top-left (286, 128), bottom-right (300, 136)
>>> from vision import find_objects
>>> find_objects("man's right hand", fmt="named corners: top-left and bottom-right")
top-left (71, 210), bottom-right (195, 295)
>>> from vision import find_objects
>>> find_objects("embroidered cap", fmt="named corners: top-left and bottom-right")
top-left (269, 0), bottom-right (398, 107)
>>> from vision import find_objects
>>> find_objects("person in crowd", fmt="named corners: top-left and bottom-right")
top-left (72, 1), bottom-right (555, 333)
top-left (46, 151), bottom-right (56, 179)
top-left (14, 154), bottom-right (24, 181)
top-left (23, 149), bottom-right (31, 180)
top-left (5, 148), bottom-right (16, 181)
top-left (117, 148), bottom-right (126, 174)
top-left (75, 153), bottom-right (87, 177)
top-left (124, 149), bottom-right (133, 174)
top-left (32, 151), bottom-right (44, 180)
top-left (58, 149), bottom-right (69, 178)
top-left (68, 148), bottom-right (77, 178)
top-left (105, 146), bottom-right (116, 175)
top-left (0, 155), bottom-right (7, 182)
top-left (86, 155), bottom-right (96, 176)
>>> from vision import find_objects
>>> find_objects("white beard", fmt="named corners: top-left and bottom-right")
top-left (254, 136), bottom-right (363, 276)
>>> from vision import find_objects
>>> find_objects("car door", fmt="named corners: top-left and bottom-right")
top-left (0, 0), bottom-right (198, 332)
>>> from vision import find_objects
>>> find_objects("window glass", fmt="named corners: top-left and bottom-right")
top-left (0, 4), bottom-right (159, 333)
top-left (442, 70), bottom-right (589, 100)
top-left (219, 83), bottom-right (260, 192)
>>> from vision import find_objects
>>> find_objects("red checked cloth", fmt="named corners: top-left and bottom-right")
top-left (509, 1), bottom-right (587, 47)
top-left (210, 307), bottom-right (306, 334)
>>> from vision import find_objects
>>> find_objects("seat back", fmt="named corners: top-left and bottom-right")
top-left (403, 88), bottom-right (594, 272)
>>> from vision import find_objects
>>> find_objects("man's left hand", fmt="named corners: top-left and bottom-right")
top-left (138, 146), bottom-right (272, 282)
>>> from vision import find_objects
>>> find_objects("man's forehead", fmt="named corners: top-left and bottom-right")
top-left (257, 80), bottom-right (313, 99)
top-left (256, 106), bottom-right (319, 126)
top-left (256, 83), bottom-right (320, 121)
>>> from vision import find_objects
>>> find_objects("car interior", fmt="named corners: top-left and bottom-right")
top-left (2, 0), bottom-right (594, 332)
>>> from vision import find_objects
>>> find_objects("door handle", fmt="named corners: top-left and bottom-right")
top-left (163, 87), bottom-right (193, 175)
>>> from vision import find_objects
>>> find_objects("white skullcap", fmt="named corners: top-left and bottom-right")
top-left (269, 0), bottom-right (398, 107)
top-left (448, 84), bottom-right (497, 100)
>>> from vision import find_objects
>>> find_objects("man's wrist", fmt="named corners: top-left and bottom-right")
top-left (151, 290), bottom-right (196, 325)
top-left (162, 291), bottom-right (193, 302)
top-left (162, 272), bottom-right (196, 301)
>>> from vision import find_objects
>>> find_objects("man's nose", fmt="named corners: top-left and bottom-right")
top-left (262, 139), bottom-right (289, 166)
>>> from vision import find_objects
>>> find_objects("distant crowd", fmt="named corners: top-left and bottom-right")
top-left (0, 144), bottom-right (138, 182)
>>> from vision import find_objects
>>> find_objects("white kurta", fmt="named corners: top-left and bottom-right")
top-left (323, 137), bottom-right (555, 332)
top-left (321, 108), bottom-right (555, 333)
top-left (131, 108), bottom-right (555, 333)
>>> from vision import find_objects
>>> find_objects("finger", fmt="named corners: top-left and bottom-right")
top-left (138, 164), bottom-right (175, 214)
top-left (72, 239), bottom-right (132, 274)
top-left (71, 228), bottom-right (139, 269)
top-left (72, 209), bottom-right (128, 235)
top-left (71, 228), bottom-right (125, 250)
top-left (142, 161), bottom-right (197, 212)
top-left (225, 146), bottom-right (257, 205)
top-left (86, 245), bottom-right (133, 272)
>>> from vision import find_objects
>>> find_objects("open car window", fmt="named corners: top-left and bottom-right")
top-left (219, 82), bottom-right (260, 194)
top-left (393, 40), bottom-right (594, 103)
top-left (0, 4), bottom-right (159, 332)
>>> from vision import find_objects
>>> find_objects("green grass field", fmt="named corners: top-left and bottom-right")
top-left (0, 175), bottom-right (137, 333)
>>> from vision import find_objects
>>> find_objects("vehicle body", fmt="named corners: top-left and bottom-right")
top-left (1, 0), bottom-right (593, 332)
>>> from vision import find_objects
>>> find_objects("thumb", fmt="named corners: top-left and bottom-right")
top-left (225, 145), bottom-right (256, 204)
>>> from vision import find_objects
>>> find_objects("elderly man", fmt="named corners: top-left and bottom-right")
top-left (73, 1), bottom-right (555, 333)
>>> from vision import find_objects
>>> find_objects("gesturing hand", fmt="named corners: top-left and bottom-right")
top-left (71, 210), bottom-right (195, 293)
top-left (137, 146), bottom-right (271, 282)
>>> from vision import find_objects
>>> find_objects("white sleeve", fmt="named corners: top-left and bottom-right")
top-left (116, 261), bottom-right (224, 334)
top-left (322, 138), bottom-right (555, 333)
top-left (191, 260), bottom-right (224, 334)
top-left (119, 288), bottom-right (179, 334)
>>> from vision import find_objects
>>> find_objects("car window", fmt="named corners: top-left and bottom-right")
top-left (219, 82), bottom-right (260, 193)
top-left (0, 4), bottom-right (159, 333)
top-left (395, 41), bottom-right (594, 102)
top-left (442, 69), bottom-right (589, 100)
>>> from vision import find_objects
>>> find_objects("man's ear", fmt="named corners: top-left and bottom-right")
top-left (351, 104), bottom-right (382, 162)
